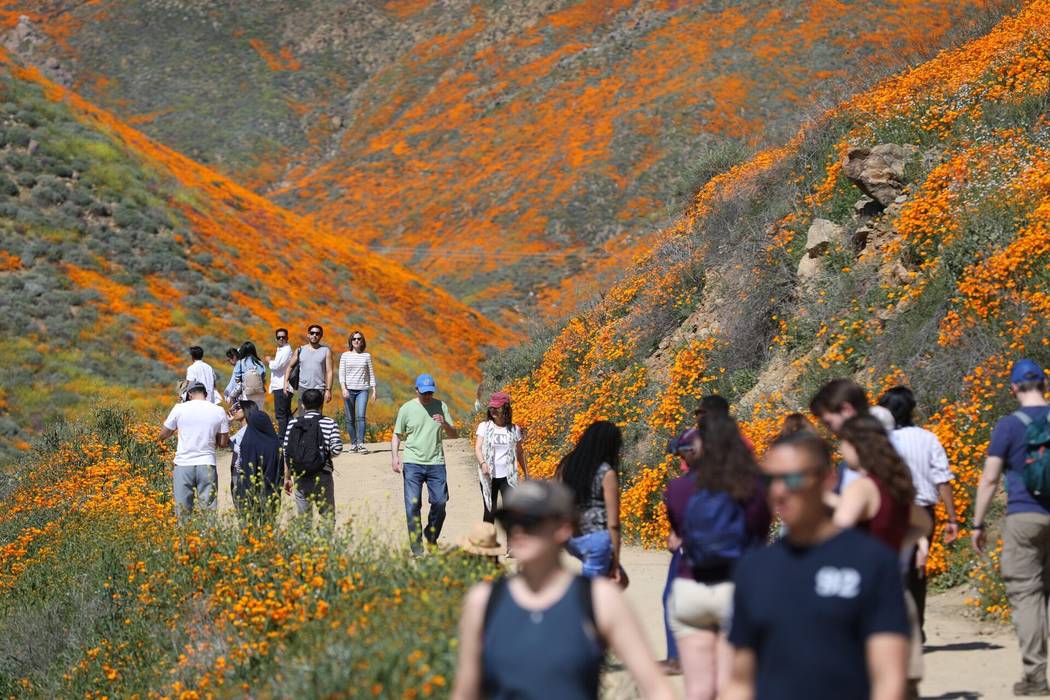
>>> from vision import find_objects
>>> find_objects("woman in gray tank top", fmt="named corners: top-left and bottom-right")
top-left (450, 480), bottom-right (673, 700)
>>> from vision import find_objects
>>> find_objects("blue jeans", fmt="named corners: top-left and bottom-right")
top-left (663, 548), bottom-right (682, 660)
top-left (403, 463), bottom-right (448, 554)
top-left (566, 530), bottom-right (614, 578)
top-left (343, 389), bottom-right (369, 444)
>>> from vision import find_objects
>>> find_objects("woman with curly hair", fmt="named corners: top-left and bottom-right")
top-left (833, 415), bottom-right (930, 552)
top-left (834, 414), bottom-right (932, 700)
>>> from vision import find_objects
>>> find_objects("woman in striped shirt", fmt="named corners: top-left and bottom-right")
top-left (339, 331), bottom-right (377, 453)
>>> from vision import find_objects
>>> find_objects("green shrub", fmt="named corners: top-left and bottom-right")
top-left (0, 174), bottom-right (18, 197)
top-left (0, 412), bottom-right (496, 698)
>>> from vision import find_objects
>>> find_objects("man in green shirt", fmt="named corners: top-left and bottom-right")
top-left (392, 374), bottom-right (458, 555)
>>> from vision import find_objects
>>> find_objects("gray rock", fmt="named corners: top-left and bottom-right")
top-left (854, 196), bottom-right (881, 218)
top-left (803, 218), bottom-right (846, 257)
top-left (797, 218), bottom-right (846, 279)
top-left (797, 253), bottom-right (823, 279)
top-left (842, 144), bottom-right (919, 207)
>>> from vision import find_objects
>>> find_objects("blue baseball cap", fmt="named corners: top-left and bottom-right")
top-left (1010, 359), bottom-right (1045, 384)
top-left (415, 373), bottom-right (437, 393)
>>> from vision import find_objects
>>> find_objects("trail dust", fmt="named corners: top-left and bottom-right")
top-left (216, 436), bottom-right (1015, 699)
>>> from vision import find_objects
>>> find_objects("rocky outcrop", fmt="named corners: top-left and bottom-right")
top-left (2, 15), bottom-right (73, 86)
top-left (797, 218), bottom-right (846, 279)
top-left (842, 144), bottom-right (919, 207)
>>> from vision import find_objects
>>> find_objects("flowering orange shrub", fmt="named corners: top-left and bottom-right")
top-left (502, 2), bottom-right (1050, 621)
top-left (0, 411), bottom-right (495, 698)
top-left (650, 338), bottom-right (719, 434)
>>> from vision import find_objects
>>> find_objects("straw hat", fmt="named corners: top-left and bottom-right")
top-left (461, 522), bottom-right (504, 556)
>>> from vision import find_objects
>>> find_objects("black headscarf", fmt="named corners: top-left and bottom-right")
top-left (239, 411), bottom-right (283, 492)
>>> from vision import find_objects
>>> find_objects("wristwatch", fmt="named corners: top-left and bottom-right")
top-left (972, 523), bottom-right (984, 530)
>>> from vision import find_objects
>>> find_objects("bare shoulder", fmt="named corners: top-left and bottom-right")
top-left (463, 580), bottom-right (494, 617)
top-left (846, 474), bottom-right (876, 495)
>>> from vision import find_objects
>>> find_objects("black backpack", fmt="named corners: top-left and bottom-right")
top-left (287, 347), bottom-right (302, 391)
top-left (285, 415), bottom-right (327, 478)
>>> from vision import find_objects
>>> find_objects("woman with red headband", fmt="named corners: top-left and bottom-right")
top-left (475, 391), bottom-right (529, 525)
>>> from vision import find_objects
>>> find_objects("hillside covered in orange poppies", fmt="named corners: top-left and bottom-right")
top-left (0, 55), bottom-right (501, 463)
top-left (500, 0), bottom-right (1048, 614)
top-left (1, 0), bottom-right (1017, 319)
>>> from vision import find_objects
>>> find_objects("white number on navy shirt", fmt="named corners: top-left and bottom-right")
top-left (814, 566), bottom-right (861, 599)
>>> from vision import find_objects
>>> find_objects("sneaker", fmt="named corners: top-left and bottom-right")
top-left (356, 444), bottom-right (369, 454)
top-left (1014, 679), bottom-right (1050, 696)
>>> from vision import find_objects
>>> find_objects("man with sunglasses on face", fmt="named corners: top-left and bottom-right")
top-left (283, 324), bottom-right (333, 416)
top-left (266, 328), bottom-right (293, 439)
top-left (723, 430), bottom-right (909, 700)
top-left (392, 374), bottom-right (458, 555)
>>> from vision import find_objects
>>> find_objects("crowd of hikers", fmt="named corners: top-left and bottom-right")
top-left (159, 326), bottom-right (1050, 699)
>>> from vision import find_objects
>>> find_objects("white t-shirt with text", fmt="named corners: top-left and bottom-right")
top-left (476, 421), bottom-right (522, 479)
top-left (164, 399), bottom-right (230, 467)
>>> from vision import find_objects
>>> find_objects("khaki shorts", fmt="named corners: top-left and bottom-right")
top-left (669, 578), bottom-right (734, 636)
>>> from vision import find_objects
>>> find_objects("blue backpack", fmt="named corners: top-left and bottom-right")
top-left (682, 488), bottom-right (747, 571)
top-left (1012, 410), bottom-right (1050, 508)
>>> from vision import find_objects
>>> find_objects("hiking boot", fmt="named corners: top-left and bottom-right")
top-left (1014, 678), bottom-right (1050, 696)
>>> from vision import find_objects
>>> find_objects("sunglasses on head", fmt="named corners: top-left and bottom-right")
top-left (496, 511), bottom-right (550, 534)
top-left (759, 468), bottom-right (819, 491)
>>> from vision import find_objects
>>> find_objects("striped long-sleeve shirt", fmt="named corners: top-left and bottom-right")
top-left (339, 351), bottom-right (376, 390)
top-left (284, 411), bottom-right (343, 473)
top-left (889, 426), bottom-right (953, 506)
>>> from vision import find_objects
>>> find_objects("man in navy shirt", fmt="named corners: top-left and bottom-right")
top-left (972, 358), bottom-right (1050, 696)
top-left (723, 430), bottom-right (908, 700)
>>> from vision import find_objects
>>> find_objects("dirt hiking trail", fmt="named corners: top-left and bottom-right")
top-left (217, 437), bottom-right (1015, 699)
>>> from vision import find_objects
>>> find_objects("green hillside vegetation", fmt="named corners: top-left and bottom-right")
top-left (0, 69), bottom-right (194, 461)
top-left (2, 1), bottom-right (1018, 315)
top-left (0, 410), bottom-right (490, 697)
top-left (0, 61), bottom-right (502, 464)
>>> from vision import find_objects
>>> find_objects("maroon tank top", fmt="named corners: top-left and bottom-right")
top-left (860, 475), bottom-right (909, 552)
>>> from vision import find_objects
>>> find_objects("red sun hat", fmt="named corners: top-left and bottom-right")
top-left (487, 392), bottom-right (511, 408)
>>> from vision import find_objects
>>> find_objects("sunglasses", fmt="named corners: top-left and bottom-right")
top-left (496, 512), bottom-right (550, 534)
top-left (308, 331), bottom-right (322, 336)
top-left (352, 337), bottom-right (363, 342)
top-left (276, 336), bottom-right (288, 341)
top-left (759, 468), bottom-right (819, 491)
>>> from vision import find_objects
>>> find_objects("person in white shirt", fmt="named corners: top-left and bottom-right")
top-left (184, 346), bottom-right (220, 404)
top-left (159, 383), bottom-right (230, 521)
top-left (339, 330), bottom-right (377, 453)
top-left (266, 328), bottom-right (293, 439)
top-left (474, 392), bottom-right (528, 524)
top-left (878, 385), bottom-right (959, 638)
